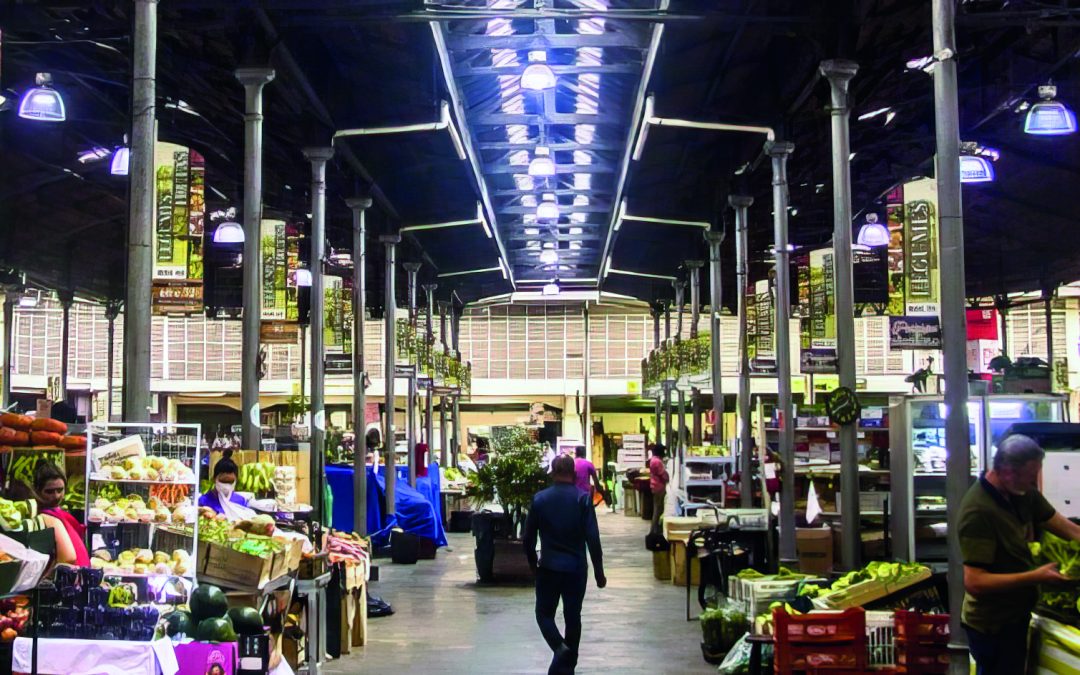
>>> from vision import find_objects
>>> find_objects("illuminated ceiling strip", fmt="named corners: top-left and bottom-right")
top-left (438, 265), bottom-right (502, 278)
top-left (431, 22), bottom-right (516, 288)
top-left (608, 268), bottom-right (676, 281)
top-left (334, 100), bottom-right (466, 161)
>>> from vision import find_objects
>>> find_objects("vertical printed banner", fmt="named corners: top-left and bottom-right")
top-left (746, 282), bottom-right (758, 366)
top-left (152, 142), bottom-right (204, 314)
top-left (885, 186), bottom-right (905, 316)
top-left (801, 249), bottom-right (838, 373)
top-left (752, 279), bottom-right (776, 371)
top-left (260, 220), bottom-right (300, 324)
top-left (903, 178), bottom-right (939, 316)
top-left (324, 276), bottom-right (353, 354)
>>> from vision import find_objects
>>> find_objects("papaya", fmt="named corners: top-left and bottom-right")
top-left (59, 435), bottom-right (86, 450)
top-left (30, 418), bottom-right (67, 434)
top-left (0, 429), bottom-right (30, 446)
top-left (0, 414), bottom-right (31, 431)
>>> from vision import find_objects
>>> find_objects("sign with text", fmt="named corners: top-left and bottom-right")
top-left (886, 188), bottom-right (905, 316)
top-left (798, 249), bottom-right (837, 373)
top-left (152, 142), bottom-right (205, 315)
top-left (853, 246), bottom-right (889, 306)
top-left (966, 308), bottom-right (999, 341)
top-left (749, 279), bottom-right (776, 372)
top-left (903, 178), bottom-right (940, 316)
top-left (260, 219), bottom-right (301, 322)
top-left (890, 315), bottom-right (942, 349)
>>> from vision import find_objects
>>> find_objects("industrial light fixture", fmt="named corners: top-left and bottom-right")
top-left (19, 73), bottom-right (65, 122)
top-left (523, 227), bottom-right (540, 235)
top-left (521, 51), bottom-right (556, 91)
top-left (539, 249), bottom-right (558, 265)
top-left (77, 147), bottom-right (110, 164)
top-left (1024, 84), bottom-right (1077, 136)
top-left (212, 221), bottom-right (245, 244)
top-left (18, 291), bottom-right (38, 308)
top-left (110, 138), bottom-right (130, 176)
top-left (543, 280), bottom-right (560, 296)
top-left (537, 195), bottom-right (559, 221)
top-left (959, 142), bottom-right (999, 183)
top-left (528, 147), bottom-right (556, 177)
top-left (856, 213), bottom-right (890, 248)
top-left (294, 268), bottom-right (313, 288)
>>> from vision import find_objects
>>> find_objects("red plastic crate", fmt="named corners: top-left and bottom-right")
top-left (773, 607), bottom-right (867, 673)
top-left (895, 641), bottom-right (949, 674)
top-left (894, 610), bottom-right (950, 645)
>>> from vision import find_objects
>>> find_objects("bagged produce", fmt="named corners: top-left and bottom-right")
top-left (700, 599), bottom-right (748, 655)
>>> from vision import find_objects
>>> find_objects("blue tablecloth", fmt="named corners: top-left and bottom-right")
top-left (325, 463), bottom-right (447, 548)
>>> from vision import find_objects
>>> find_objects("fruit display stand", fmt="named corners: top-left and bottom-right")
top-left (84, 423), bottom-right (201, 599)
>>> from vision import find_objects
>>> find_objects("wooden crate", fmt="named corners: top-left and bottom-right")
top-left (669, 540), bottom-right (700, 587)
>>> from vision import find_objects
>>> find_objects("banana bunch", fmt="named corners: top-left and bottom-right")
top-left (237, 462), bottom-right (276, 494)
top-left (62, 474), bottom-right (85, 511)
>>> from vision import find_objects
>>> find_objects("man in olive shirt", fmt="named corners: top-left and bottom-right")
top-left (959, 434), bottom-right (1080, 675)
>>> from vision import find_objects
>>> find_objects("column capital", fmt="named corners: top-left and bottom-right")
top-left (683, 260), bottom-right (704, 270)
top-left (728, 194), bottom-right (754, 209)
top-left (302, 146), bottom-right (335, 163)
top-left (379, 234), bottom-right (402, 245)
top-left (104, 300), bottom-right (123, 320)
top-left (345, 196), bottom-right (373, 211)
top-left (764, 140), bottom-right (795, 158)
top-left (234, 67), bottom-right (275, 87)
top-left (703, 230), bottom-right (726, 246)
top-left (819, 59), bottom-right (859, 84)
top-left (403, 262), bottom-right (422, 273)
top-left (423, 283), bottom-right (438, 293)
top-left (57, 289), bottom-right (74, 305)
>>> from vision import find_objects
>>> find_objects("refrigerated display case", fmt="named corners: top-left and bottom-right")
top-left (889, 394), bottom-right (1068, 562)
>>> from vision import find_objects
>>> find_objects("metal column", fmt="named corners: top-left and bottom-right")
top-left (1045, 289), bottom-right (1055, 388)
top-left (346, 196), bottom-right (371, 537)
top-left (687, 260), bottom-right (704, 447)
top-left (730, 197), bottom-right (754, 508)
top-left (672, 281), bottom-right (686, 460)
top-left (59, 292), bottom-right (72, 403)
top-left (304, 147), bottom-right (333, 523)
top-left (930, 2), bottom-right (971, 669)
top-left (663, 303), bottom-right (673, 451)
top-left (822, 59), bottom-right (862, 571)
top-left (766, 140), bottom-right (797, 563)
top-left (451, 305), bottom-right (462, 468)
top-left (381, 234), bottom-right (401, 516)
top-left (704, 232), bottom-right (726, 449)
top-left (236, 67), bottom-right (275, 448)
top-left (423, 285), bottom-right (436, 457)
top-left (438, 301), bottom-right (451, 466)
top-left (123, 0), bottom-right (159, 423)
top-left (404, 263), bottom-right (421, 486)
top-left (105, 302), bottom-right (120, 421)
top-left (1, 292), bottom-right (15, 410)
top-left (650, 303), bottom-right (662, 445)
top-left (583, 303), bottom-right (591, 453)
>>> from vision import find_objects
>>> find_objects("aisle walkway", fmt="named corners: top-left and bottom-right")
top-left (333, 509), bottom-right (713, 674)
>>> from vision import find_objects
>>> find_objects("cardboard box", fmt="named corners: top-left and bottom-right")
top-left (796, 527), bottom-right (834, 576)
top-left (199, 540), bottom-right (283, 589)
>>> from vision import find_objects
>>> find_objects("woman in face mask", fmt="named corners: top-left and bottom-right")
top-left (198, 449), bottom-right (249, 515)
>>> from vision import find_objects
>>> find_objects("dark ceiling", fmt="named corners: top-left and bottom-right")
top-left (1, 0), bottom-right (1079, 312)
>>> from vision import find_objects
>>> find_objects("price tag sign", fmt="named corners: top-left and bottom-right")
top-left (826, 386), bottom-right (862, 426)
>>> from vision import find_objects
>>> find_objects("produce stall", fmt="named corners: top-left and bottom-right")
top-left (324, 463), bottom-right (446, 549)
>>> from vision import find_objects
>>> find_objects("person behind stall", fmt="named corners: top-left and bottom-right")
top-left (573, 446), bottom-right (602, 499)
top-left (960, 434), bottom-right (1080, 675)
top-left (415, 442), bottom-right (430, 478)
top-left (198, 449), bottom-right (249, 514)
top-left (648, 444), bottom-right (669, 537)
top-left (32, 462), bottom-right (89, 566)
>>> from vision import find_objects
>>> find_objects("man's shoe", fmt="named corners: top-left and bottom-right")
top-left (548, 643), bottom-right (575, 675)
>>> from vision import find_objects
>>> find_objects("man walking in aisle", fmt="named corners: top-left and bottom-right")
top-left (524, 454), bottom-right (606, 674)
top-left (648, 443), bottom-right (670, 537)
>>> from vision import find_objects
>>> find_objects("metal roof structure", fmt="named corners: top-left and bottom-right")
top-left (1, 0), bottom-right (1079, 309)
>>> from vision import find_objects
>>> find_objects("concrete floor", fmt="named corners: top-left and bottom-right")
top-left (330, 509), bottom-right (714, 674)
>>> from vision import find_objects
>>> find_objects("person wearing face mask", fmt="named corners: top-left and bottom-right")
top-left (959, 434), bottom-right (1080, 675)
top-left (198, 449), bottom-right (249, 515)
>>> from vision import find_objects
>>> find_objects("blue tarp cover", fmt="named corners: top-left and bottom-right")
top-left (325, 463), bottom-right (446, 547)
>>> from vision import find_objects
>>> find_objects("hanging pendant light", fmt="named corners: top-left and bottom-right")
top-left (521, 51), bottom-right (556, 91)
top-left (110, 140), bottom-right (130, 176)
top-left (539, 249), bottom-right (558, 265)
top-left (543, 280), bottom-right (560, 296)
top-left (959, 155), bottom-right (994, 183)
top-left (18, 73), bottom-right (65, 122)
top-left (528, 155), bottom-right (556, 177)
top-left (537, 194), bottom-right (559, 221)
top-left (1024, 84), bottom-right (1077, 135)
top-left (856, 213), bottom-right (890, 248)
top-left (212, 221), bottom-right (245, 244)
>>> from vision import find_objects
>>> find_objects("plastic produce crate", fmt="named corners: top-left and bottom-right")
top-left (772, 607), bottom-right (867, 673)
top-left (894, 609), bottom-right (950, 644)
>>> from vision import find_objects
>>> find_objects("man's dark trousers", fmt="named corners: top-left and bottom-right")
top-left (535, 566), bottom-right (588, 655)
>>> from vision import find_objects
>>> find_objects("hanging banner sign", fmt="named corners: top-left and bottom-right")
top-left (152, 142), bottom-right (205, 315)
top-left (885, 187), bottom-right (905, 316)
top-left (853, 246), bottom-right (889, 307)
top-left (324, 276), bottom-right (353, 355)
top-left (799, 249), bottom-right (837, 373)
top-left (260, 321), bottom-right (299, 345)
top-left (966, 308), bottom-right (999, 340)
top-left (889, 315), bottom-right (942, 349)
top-left (260, 219), bottom-right (301, 322)
top-left (750, 278), bottom-right (776, 372)
top-left (903, 178), bottom-right (940, 316)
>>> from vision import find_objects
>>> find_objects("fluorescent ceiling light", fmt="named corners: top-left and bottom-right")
top-left (540, 249), bottom-right (558, 265)
top-left (19, 73), bottom-right (65, 122)
top-left (857, 106), bottom-right (892, 121)
top-left (529, 155), bottom-right (556, 177)
top-left (524, 227), bottom-right (540, 235)
top-left (575, 124), bottom-right (596, 145)
top-left (573, 173), bottom-right (591, 190)
top-left (537, 201), bottom-right (559, 221)
top-left (572, 150), bottom-right (592, 166)
top-left (543, 282), bottom-right (560, 296)
top-left (213, 221), bottom-right (245, 244)
top-left (569, 227), bottom-right (583, 235)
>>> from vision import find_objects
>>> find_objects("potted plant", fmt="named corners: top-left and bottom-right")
top-left (466, 426), bottom-right (549, 582)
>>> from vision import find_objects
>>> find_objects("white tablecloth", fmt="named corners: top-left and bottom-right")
top-left (13, 637), bottom-right (179, 675)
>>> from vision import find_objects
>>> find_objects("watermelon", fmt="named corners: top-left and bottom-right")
top-left (226, 607), bottom-right (265, 636)
top-left (190, 584), bottom-right (229, 623)
top-left (195, 616), bottom-right (237, 643)
top-left (164, 610), bottom-right (194, 638)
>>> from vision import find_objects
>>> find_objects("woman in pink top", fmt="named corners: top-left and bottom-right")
top-left (648, 444), bottom-right (669, 536)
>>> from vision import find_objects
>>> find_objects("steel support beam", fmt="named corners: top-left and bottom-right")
top-left (705, 230), bottom-right (725, 450)
top-left (766, 140), bottom-right (797, 563)
top-left (123, 0), bottom-right (159, 423)
top-left (381, 234), bottom-right (401, 516)
top-left (105, 301), bottom-right (121, 421)
top-left (236, 67), bottom-right (274, 448)
top-left (59, 291), bottom-right (72, 403)
top-left (404, 263), bottom-right (421, 486)
top-left (424, 284), bottom-right (437, 459)
top-left (930, 2), bottom-right (972, 669)
top-left (687, 260), bottom-right (703, 447)
top-left (2, 293), bottom-right (15, 410)
top-left (729, 196), bottom-right (754, 508)
top-left (346, 196), bottom-right (372, 537)
top-left (822, 59), bottom-right (861, 571)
